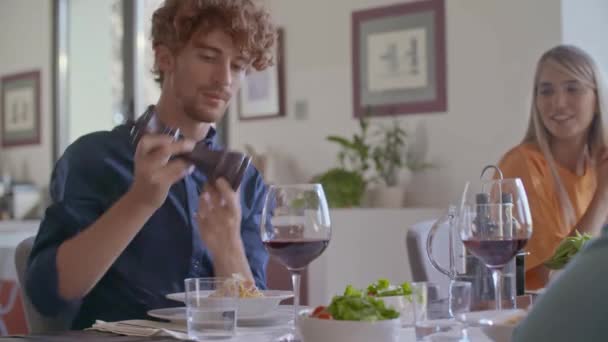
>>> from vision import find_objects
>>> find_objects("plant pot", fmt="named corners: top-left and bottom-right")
top-left (366, 183), bottom-right (406, 208)
top-left (398, 168), bottom-right (412, 188)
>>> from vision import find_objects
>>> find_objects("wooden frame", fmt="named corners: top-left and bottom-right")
top-left (1, 70), bottom-right (41, 147)
top-left (238, 28), bottom-right (286, 121)
top-left (352, 0), bottom-right (446, 117)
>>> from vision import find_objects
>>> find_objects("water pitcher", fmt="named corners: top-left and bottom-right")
top-left (426, 166), bottom-right (525, 309)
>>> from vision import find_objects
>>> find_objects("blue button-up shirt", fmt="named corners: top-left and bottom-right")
top-left (26, 123), bottom-right (268, 330)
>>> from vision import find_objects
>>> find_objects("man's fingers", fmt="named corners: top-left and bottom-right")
top-left (148, 139), bottom-right (195, 161)
top-left (152, 159), bottom-right (193, 185)
top-left (135, 135), bottom-right (174, 158)
top-left (167, 139), bottom-right (196, 156)
top-left (203, 183), bottom-right (223, 208)
top-left (140, 138), bottom-right (196, 168)
top-left (215, 178), bottom-right (239, 213)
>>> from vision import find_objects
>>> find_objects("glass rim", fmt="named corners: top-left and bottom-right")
top-left (448, 281), bottom-right (473, 287)
top-left (268, 183), bottom-right (322, 189)
top-left (410, 280), bottom-right (471, 287)
top-left (410, 281), bottom-right (439, 287)
top-left (462, 203), bottom-right (514, 207)
top-left (184, 277), bottom-right (236, 283)
top-left (465, 177), bottom-right (524, 183)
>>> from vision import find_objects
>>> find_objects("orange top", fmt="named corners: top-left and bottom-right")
top-left (498, 143), bottom-right (596, 290)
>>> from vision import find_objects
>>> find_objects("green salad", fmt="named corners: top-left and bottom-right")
top-left (366, 278), bottom-right (412, 298)
top-left (544, 230), bottom-right (592, 270)
top-left (325, 285), bottom-right (400, 321)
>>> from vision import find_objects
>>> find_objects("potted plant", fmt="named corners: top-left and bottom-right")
top-left (366, 120), bottom-right (410, 208)
top-left (314, 113), bottom-right (434, 208)
top-left (312, 118), bottom-right (371, 208)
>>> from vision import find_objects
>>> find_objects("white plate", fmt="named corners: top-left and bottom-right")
top-left (525, 288), bottom-right (546, 296)
top-left (147, 306), bottom-right (293, 327)
top-left (166, 290), bottom-right (293, 318)
top-left (457, 309), bottom-right (526, 342)
top-left (457, 309), bottom-right (526, 326)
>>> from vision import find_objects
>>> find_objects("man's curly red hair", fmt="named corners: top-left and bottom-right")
top-left (151, 0), bottom-right (276, 85)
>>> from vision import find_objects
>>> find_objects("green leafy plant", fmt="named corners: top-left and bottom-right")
top-left (326, 116), bottom-right (372, 176)
top-left (290, 191), bottom-right (321, 211)
top-left (312, 115), bottom-right (371, 208)
top-left (312, 168), bottom-right (365, 208)
top-left (545, 230), bottom-right (592, 270)
top-left (371, 120), bottom-right (407, 186)
top-left (405, 148), bottom-right (436, 173)
top-left (314, 110), bottom-right (435, 207)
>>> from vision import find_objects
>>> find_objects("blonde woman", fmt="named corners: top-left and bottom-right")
top-left (498, 45), bottom-right (608, 290)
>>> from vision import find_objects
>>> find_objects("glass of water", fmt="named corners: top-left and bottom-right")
top-left (184, 277), bottom-right (239, 340)
top-left (412, 281), bottom-right (471, 341)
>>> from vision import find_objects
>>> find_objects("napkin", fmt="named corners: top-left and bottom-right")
top-left (88, 319), bottom-right (190, 340)
top-left (89, 319), bottom-right (293, 341)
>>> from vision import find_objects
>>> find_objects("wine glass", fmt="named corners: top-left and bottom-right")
top-left (458, 178), bottom-right (532, 310)
top-left (260, 184), bottom-right (331, 340)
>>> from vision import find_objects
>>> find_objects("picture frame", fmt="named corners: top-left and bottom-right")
top-left (352, 0), bottom-right (446, 118)
top-left (1, 70), bottom-right (41, 147)
top-left (238, 28), bottom-right (286, 121)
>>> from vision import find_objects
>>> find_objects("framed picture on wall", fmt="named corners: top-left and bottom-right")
top-left (352, 0), bottom-right (446, 118)
top-left (1, 70), bottom-right (41, 147)
top-left (238, 28), bottom-right (286, 121)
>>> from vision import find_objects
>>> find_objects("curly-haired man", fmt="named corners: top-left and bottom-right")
top-left (26, 0), bottom-right (277, 329)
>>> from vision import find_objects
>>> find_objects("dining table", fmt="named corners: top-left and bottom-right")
top-left (0, 329), bottom-right (496, 341)
top-left (0, 319), bottom-right (497, 341)
top-left (0, 298), bottom-right (513, 342)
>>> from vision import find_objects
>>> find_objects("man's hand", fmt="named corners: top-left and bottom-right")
top-left (129, 135), bottom-right (195, 210)
top-left (196, 178), bottom-right (254, 281)
top-left (197, 178), bottom-right (242, 253)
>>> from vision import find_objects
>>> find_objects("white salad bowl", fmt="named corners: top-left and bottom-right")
top-left (297, 308), bottom-right (401, 342)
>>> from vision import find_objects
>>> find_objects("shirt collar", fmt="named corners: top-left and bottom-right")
top-left (145, 105), bottom-right (218, 147)
top-left (202, 126), bottom-right (217, 147)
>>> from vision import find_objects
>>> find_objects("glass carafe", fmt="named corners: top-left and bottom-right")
top-left (427, 171), bottom-right (529, 310)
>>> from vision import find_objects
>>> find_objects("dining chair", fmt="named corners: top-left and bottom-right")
top-left (406, 218), bottom-right (453, 293)
top-left (0, 280), bottom-right (19, 335)
top-left (14, 236), bottom-right (77, 333)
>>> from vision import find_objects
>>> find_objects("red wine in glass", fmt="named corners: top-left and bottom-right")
top-left (463, 238), bottom-right (528, 269)
top-left (260, 184), bottom-right (331, 341)
top-left (263, 238), bottom-right (329, 271)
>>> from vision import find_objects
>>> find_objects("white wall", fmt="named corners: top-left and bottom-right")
top-left (561, 0), bottom-right (608, 72)
top-left (0, 0), bottom-right (53, 187)
top-left (228, 0), bottom-right (562, 208)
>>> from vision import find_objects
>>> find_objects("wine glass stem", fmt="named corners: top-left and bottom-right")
top-left (291, 270), bottom-right (301, 327)
top-left (492, 268), bottom-right (503, 311)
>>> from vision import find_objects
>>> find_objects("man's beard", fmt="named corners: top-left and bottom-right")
top-left (182, 97), bottom-right (223, 124)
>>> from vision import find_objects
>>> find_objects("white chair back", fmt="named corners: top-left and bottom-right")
top-left (406, 218), bottom-right (455, 294)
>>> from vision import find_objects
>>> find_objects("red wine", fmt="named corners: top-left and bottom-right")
top-left (463, 238), bottom-right (528, 269)
top-left (263, 239), bottom-right (329, 270)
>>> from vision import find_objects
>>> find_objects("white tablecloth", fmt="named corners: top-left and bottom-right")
top-left (235, 325), bottom-right (494, 341)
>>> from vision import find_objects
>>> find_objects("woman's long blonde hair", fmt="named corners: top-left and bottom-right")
top-left (523, 45), bottom-right (608, 226)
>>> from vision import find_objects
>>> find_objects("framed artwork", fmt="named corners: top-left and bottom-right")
top-left (238, 28), bottom-right (286, 121)
top-left (352, 0), bottom-right (446, 117)
top-left (1, 70), bottom-right (41, 147)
